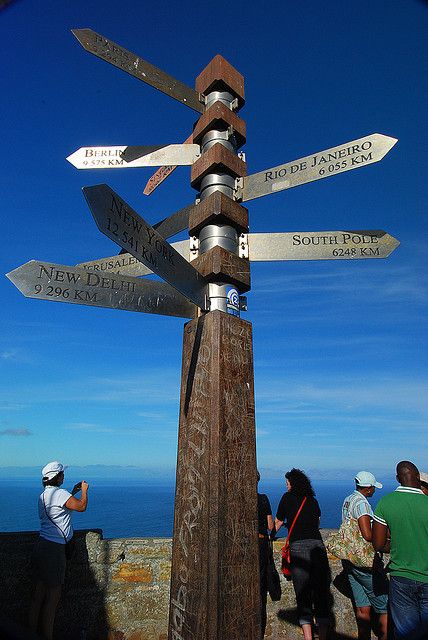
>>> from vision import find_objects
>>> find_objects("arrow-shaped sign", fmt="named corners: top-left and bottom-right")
top-left (247, 230), bottom-right (400, 261)
top-left (235, 134), bottom-right (398, 202)
top-left (77, 229), bottom-right (399, 280)
top-left (6, 261), bottom-right (196, 319)
top-left (78, 239), bottom-right (189, 276)
top-left (144, 134), bottom-right (194, 195)
top-left (95, 202), bottom-right (193, 274)
top-left (67, 144), bottom-right (200, 169)
top-left (152, 203), bottom-right (193, 239)
top-left (72, 29), bottom-right (205, 113)
top-left (82, 184), bottom-right (208, 310)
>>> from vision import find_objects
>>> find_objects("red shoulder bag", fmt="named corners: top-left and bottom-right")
top-left (281, 497), bottom-right (307, 579)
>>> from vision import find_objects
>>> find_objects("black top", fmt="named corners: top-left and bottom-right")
top-left (276, 492), bottom-right (322, 543)
top-left (257, 493), bottom-right (272, 535)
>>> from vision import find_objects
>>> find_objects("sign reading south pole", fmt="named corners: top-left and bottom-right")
top-left (248, 230), bottom-right (400, 261)
top-left (236, 133), bottom-right (398, 202)
top-left (77, 229), bottom-right (399, 280)
top-left (83, 184), bottom-right (208, 310)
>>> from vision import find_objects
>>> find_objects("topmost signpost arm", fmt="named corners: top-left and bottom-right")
top-left (72, 29), bottom-right (205, 113)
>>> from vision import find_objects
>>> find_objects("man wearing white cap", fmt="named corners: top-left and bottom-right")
top-left (29, 461), bottom-right (89, 640)
top-left (419, 470), bottom-right (428, 496)
top-left (341, 471), bottom-right (387, 640)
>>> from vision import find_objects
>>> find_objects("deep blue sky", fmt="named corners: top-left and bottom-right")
top-left (1, 0), bottom-right (427, 483)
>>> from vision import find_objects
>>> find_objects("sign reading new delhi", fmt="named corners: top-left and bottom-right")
top-left (6, 260), bottom-right (196, 318)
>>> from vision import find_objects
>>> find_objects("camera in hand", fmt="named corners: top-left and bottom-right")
top-left (72, 482), bottom-right (82, 495)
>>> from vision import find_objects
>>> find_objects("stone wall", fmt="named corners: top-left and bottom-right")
top-left (0, 530), bottom-right (359, 639)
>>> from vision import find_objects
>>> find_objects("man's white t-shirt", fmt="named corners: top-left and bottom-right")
top-left (38, 486), bottom-right (73, 544)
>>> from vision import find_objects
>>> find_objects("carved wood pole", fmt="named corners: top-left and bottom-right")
top-left (168, 57), bottom-right (260, 640)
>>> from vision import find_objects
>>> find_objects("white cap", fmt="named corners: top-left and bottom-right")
top-left (420, 471), bottom-right (428, 484)
top-left (355, 471), bottom-right (382, 489)
top-left (42, 461), bottom-right (66, 480)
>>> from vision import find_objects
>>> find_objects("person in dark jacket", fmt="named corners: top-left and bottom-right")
top-left (257, 471), bottom-right (274, 639)
top-left (275, 468), bottom-right (331, 640)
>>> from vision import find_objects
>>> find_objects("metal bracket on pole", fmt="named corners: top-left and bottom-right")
top-left (189, 236), bottom-right (199, 260)
top-left (239, 233), bottom-right (249, 259)
top-left (234, 177), bottom-right (244, 201)
top-left (227, 125), bottom-right (235, 139)
top-left (205, 90), bottom-right (235, 110)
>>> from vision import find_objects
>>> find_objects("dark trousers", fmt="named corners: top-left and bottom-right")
top-left (290, 538), bottom-right (331, 626)
top-left (259, 538), bottom-right (269, 638)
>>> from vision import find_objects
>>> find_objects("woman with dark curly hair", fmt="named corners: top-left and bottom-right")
top-left (274, 469), bottom-right (331, 640)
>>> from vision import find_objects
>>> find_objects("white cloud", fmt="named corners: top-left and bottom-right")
top-left (0, 428), bottom-right (32, 437)
top-left (0, 348), bottom-right (30, 363)
top-left (65, 422), bottom-right (115, 433)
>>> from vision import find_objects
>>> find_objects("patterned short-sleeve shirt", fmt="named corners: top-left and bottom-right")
top-left (342, 490), bottom-right (373, 522)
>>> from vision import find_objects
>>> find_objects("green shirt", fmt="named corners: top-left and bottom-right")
top-left (373, 486), bottom-right (428, 583)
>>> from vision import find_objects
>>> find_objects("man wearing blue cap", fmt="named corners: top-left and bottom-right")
top-left (342, 471), bottom-right (388, 640)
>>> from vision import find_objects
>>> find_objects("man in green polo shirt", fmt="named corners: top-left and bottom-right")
top-left (372, 461), bottom-right (428, 640)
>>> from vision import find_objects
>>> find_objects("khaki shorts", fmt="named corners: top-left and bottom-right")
top-left (32, 537), bottom-right (67, 587)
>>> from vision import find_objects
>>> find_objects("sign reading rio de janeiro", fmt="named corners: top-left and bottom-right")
top-left (235, 133), bottom-right (398, 201)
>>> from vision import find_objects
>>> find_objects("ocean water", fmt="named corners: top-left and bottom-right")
top-left (0, 478), bottom-right (397, 539)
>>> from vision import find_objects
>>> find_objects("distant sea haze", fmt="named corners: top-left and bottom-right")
top-left (0, 479), bottom-right (398, 538)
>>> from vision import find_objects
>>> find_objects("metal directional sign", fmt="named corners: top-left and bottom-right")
top-left (144, 134), bottom-right (194, 195)
top-left (6, 261), bottom-right (196, 318)
top-left (235, 133), bottom-right (398, 202)
top-left (77, 240), bottom-right (189, 277)
top-left (78, 229), bottom-right (399, 279)
top-left (72, 29), bottom-right (205, 113)
top-left (82, 184), bottom-right (208, 310)
top-left (67, 144), bottom-right (200, 169)
top-left (152, 203), bottom-right (193, 239)
top-left (247, 230), bottom-right (400, 261)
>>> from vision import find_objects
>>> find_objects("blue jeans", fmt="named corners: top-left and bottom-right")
top-left (390, 575), bottom-right (428, 640)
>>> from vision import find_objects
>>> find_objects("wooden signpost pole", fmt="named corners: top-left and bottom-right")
top-left (168, 58), bottom-right (260, 640)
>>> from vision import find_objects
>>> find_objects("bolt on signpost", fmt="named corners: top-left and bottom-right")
top-left (6, 27), bottom-right (399, 640)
